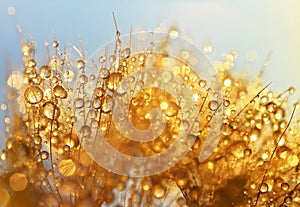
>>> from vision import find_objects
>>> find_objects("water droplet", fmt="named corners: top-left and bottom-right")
top-left (24, 86), bottom-right (44, 104)
top-left (99, 68), bottom-right (110, 79)
top-left (101, 96), bottom-right (113, 113)
top-left (223, 100), bottom-right (230, 107)
top-left (284, 196), bottom-right (292, 204)
top-left (267, 102), bottom-right (277, 113)
top-left (40, 65), bottom-right (52, 79)
top-left (78, 74), bottom-right (88, 84)
top-left (98, 55), bottom-right (106, 63)
top-left (260, 183), bottom-right (269, 193)
top-left (106, 72), bottom-right (122, 91)
top-left (93, 98), bottom-right (102, 109)
top-left (153, 184), bottom-right (166, 199)
top-left (76, 60), bottom-right (85, 69)
top-left (90, 74), bottom-right (95, 80)
top-left (43, 102), bottom-right (60, 120)
top-left (122, 48), bottom-right (131, 58)
top-left (40, 151), bottom-right (49, 160)
top-left (27, 59), bottom-right (37, 68)
top-left (289, 87), bottom-right (295, 94)
top-left (281, 182), bottom-right (289, 191)
top-left (109, 55), bottom-right (116, 63)
top-left (199, 80), bottom-right (206, 88)
top-left (87, 109), bottom-right (97, 119)
top-left (94, 87), bottom-right (105, 98)
top-left (63, 70), bottom-right (75, 82)
top-left (52, 40), bottom-right (59, 48)
top-left (164, 101), bottom-right (179, 117)
top-left (80, 125), bottom-right (91, 137)
top-left (54, 176), bottom-right (64, 188)
top-left (208, 100), bottom-right (219, 111)
top-left (74, 98), bottom-right (84, 109)
top-left (244, 148), bottom-right (252, 156)
top-left (53, 85), bottom-right (67, 99)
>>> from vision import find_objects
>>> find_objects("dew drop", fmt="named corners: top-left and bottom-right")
top-left (63, 70), bottom-right (75, 82)
top-left (244, 148), bottom-right (252, 156)
top-left (122, 48), bottom-right (131, 58)
top-left (284, 196), bottom-right (292, 204)
top-left (99, 68), bottom-right (110, 79)
top-left (27, 59), bottom-right (37, 68)
top-left (223, 99), bottom-right (230, 107)
top-left (153, 184), bottom-right (166, 199)
top-left (90, 74), bottom-right (96, 80)
top-left (24, 86), bottom-right (44, 104)
top-left (98, 55), bottom-right (107, 63)
top-left (78, 74), bottom-right (88, 84)
top-left (40, 65), bottom-right (52, 79)
top-left (52, 40), bottom-right (59, 48)
top-left (289, 87), bottom-right (295, 94)
top-left (92, 98), bottom-right (102, 109)
top-left (76, 60), bottom-right (85, 70)
top-left (94, 87), bottom-right (105, 97)
top-left (109, 55), bottom-right (116, 63)
top-left (80, 125), bottom-right (91, 137)
top-left (267, 102), bottom-right (277, 113)
top-left (281, 182), bottom-right (289, 191)
top-left (208, 100), bottom-right (219, 111)
top-left (53, 85), bottom-right (67, 99)
top-left (74, 98), bottom-right (85, 109)
top-left (260, 183), bottom-right (269, 193)
top-left (101, 96), bottom-right (113, 113)
top-left (164, 101), bottom-right (179, 117)
top-left (43, 102), bottom-right (60, 120)
top-left (40, 151), bottom-right (49, 160)
top-left (106, 72), bottom-right (122, 91)
top-left (199, 80), bottom-right (206, 88)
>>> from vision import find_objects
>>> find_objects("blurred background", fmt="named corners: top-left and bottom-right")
top-left (0, 0), bottom-right (300, 148)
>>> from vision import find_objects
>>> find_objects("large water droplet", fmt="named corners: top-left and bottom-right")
top-left (53, 85), bottom-right (67, 99)
top-left (76, 60), bottom-right (85, 70)
top-left (260, 183), bottom-right (268, 193)
top-left (40, 65), bottom-right (52, 79)
top-left (74, 98), bottom-right (84, 109)
top-left (40, 151), bottom-right (49, 160)
top-left (99, 68), bottom-right (110, 79)
top-left (24, 86), bottom-right (44, 104)
top-left (208, 100), bottom-right (219, 111)
top-left (106, 72), bottom-right (122, 91)
top-left (43, 102), bottom-right (60, 120)
top-left (101, 96), bottom-right (113, 113)
top-left (153, 184), bottom-right (166, 199)
top-left (122, 48), bottom-right (131, 58)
